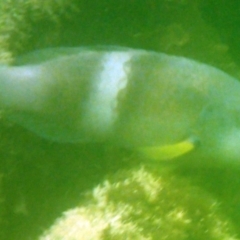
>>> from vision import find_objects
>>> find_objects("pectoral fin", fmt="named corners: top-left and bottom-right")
top-left (139, 138), bottom-right (196, 161)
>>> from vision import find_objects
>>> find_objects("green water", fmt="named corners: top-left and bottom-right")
top-left (1, 1), bottom-right (240, 239)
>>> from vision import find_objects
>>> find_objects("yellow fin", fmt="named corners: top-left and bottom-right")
top-left (139, 139), bottom-right (195, 161)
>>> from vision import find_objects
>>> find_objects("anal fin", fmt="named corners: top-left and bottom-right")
top-left (139, 138), bottom-right (196, 161)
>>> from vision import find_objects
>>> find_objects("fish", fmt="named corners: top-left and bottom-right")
top-left (0, 46), bottom-right (240, 162)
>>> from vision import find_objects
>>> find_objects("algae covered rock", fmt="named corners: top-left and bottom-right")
top-left (0, 0), bottom-right (77, 63)
top-left (39, 167), bottom-right (239, 240)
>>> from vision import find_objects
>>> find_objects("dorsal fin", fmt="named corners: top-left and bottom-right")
top-left (13, 47), bottom-right (85, 66)
top-left (13, 45), bottom-right (136, 66)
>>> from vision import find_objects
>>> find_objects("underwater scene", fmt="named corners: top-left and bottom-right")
top-left (1, 0), bottom-right (240, 239)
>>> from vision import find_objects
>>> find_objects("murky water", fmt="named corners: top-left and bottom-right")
top-left (0, 1), bottom-right (240, 239)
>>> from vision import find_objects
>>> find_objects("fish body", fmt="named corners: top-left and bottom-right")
top-left (1, 46), bottom-right (240, 161)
